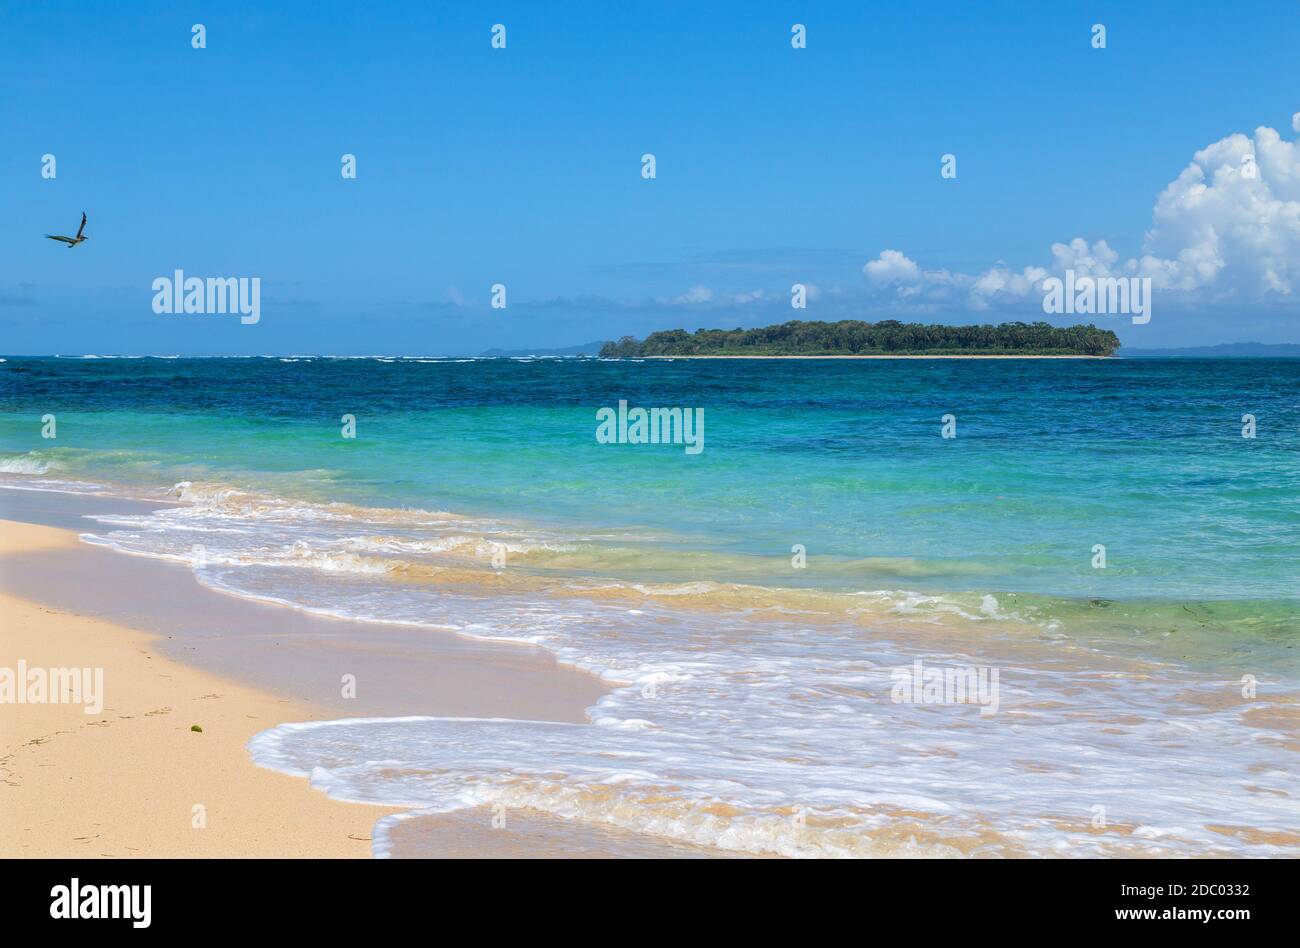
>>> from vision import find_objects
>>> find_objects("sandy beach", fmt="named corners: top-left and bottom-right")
top-left (0, 519), bottom-right (401, 858)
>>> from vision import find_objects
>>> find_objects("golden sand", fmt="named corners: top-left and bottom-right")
top-left (0, 519), bottom-right (400, 858)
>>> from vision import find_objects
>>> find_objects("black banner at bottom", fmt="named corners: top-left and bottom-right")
top-left (4, 856), bottom-right (1286, 934)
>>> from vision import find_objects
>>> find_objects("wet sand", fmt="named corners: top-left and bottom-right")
top-left (0, 489), bottom-right (609, 721)
top-left (380, 806), bottom-right (760, 858)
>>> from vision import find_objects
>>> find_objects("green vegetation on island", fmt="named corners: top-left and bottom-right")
top-left (599, 320), bottom-right (1121, 357)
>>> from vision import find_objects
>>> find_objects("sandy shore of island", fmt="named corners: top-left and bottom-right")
top-left (0, 519), bottom-right (402, 858)
top-left (641, 354), bottom-right (1112, 359)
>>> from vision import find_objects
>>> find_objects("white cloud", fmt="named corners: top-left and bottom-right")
top-left (1139, 127), bottom-right (1300, 295)
top-left (864, 249), bottom-right (921, 284)
top-left (671, 285), bottom-right (714, 304)
top-left (663, 285), bottom-right (767, 307)
top-left (968, 263), bottom-right (1049, 309)
top-left (865, 115), bottom-right (1300, 312)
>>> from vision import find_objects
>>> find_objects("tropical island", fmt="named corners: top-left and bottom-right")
top-left (599, 320), bottom-right (1121, 358)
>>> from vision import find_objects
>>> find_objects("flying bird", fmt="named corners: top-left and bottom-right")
top-left (45, 212), bottom-right (88, 248)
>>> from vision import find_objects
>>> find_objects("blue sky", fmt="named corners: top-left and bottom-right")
top-left (4, 1), bottom-right (1300, 355)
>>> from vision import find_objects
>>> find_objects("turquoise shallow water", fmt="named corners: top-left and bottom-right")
top-left (2, 355), bottom-right (1297, 856)
top-left (2, 355), bottom-right (1298, 658)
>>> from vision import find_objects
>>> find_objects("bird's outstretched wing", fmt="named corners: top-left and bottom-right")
top-left (45, 235), bottom-right (76, 245)
top-left (76, 213), bottom-right (87, 239)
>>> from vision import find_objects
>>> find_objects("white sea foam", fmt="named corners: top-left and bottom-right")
top-left (0, 453), bottom-right (52, 475)
top-left (249, 662), bottom-right (1300, 858)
